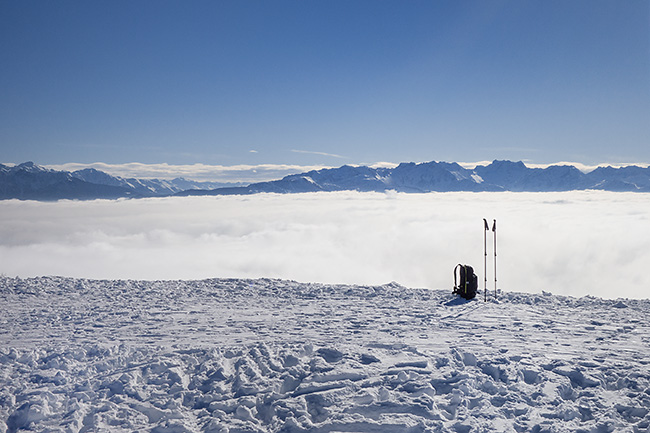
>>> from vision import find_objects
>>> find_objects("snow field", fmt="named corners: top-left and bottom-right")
top-left (0, 276), bottom-right (649, 432)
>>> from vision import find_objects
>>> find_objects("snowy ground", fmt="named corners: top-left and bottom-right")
top-left (1, 276), bottom-right (648, 432)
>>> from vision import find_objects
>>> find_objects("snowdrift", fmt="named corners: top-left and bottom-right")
top-left (0, 276), bottom-right (648, 432)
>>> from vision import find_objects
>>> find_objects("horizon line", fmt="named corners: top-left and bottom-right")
top-left (3, 159), bottom-right (650, 183)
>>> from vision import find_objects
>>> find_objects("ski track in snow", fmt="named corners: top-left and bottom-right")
top-left (0, 276), bottom-right (648, 433)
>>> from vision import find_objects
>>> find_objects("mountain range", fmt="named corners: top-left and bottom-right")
top-left (0, 162), bottom-right (232, 200)
top-left (2, 160), bottom-right (650, 200)
top-left (180, 160), bottom-right (650, 195)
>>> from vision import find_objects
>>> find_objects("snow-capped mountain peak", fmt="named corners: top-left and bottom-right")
top-left (2, 160), bottom-right (650, 200)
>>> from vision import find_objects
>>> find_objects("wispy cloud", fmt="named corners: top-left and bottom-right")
top-left (488, 147), bottom-right (540, 153)
top-left (0, 192), bottom-right (647, 299)
top-left (290, 149), bottom-right (347, 159)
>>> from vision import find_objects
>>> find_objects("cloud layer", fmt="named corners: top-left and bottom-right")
top-left (0, 192), bottom-right (647, 299)
top-left (45, 162), bottom-right (334, 183)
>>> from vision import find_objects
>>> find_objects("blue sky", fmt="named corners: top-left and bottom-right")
top-left (1, 0), bottom-right (649, 169)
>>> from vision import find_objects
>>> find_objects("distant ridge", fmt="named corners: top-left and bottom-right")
top-left (2, 160), bottom-right (650, 200)
top-left (178, 160), bottom-right (650, 196)
top-left (0, 162), bottom-right (232, 200)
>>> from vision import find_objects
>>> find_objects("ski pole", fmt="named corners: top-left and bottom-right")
top-left (483, 218), bottom-right (488, 302)
top-left (492, 219), bottom-right (497, 300)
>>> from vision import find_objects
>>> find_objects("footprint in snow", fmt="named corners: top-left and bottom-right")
top-left (316, 348), bottom-right (344, 363)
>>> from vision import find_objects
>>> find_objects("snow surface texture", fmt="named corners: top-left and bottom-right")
top-left (1, 276), bottom-right (649, 432)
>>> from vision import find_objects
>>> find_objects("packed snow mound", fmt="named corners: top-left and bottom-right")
top-left (0, 277), bottom-right (649, 433)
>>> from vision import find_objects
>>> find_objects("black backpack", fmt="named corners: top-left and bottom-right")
top-left (453, 264), bottom-right (478, 300)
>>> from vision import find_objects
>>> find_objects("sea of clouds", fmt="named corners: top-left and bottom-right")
top-left (0, 191), bottom-right (647, 299)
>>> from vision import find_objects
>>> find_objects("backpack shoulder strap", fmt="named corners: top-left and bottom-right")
top-left (453, 264), bottom-right (462, 288)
